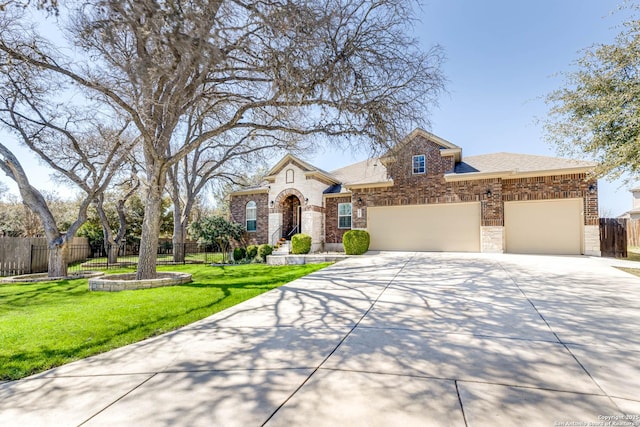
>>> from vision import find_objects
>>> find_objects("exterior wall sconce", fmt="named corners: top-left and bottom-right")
top-left (305, 197), bottom-right (309, 203)
top-left (357, 197), bottom-right (363, 205)
top-left (270, 200), bottom-right (274, 207)
top-left (588, 184), bottom-right (597, 194)
top-left (485, 189), bottom-right (492, 198)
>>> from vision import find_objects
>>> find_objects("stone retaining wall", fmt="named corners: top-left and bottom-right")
top-left (89, 272), bottom-right (192, 292)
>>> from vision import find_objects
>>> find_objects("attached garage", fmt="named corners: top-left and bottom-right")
top-left (368, 202), bottom-right (481, 252)
top-left (504, 198), bottom-right (583, 255)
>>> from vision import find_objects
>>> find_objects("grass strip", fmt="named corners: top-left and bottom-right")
top-left (0, 263), bottom-right (330, 380)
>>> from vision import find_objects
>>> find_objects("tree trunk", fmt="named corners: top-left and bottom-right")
top-left (172, 208), bottom-right (188, 263)
top-left (48, 240), bottom-right (69, 278)
top-left (136, 185), bottom-right (163, 280)
top-left (107, 243), bottom-right (119, 265)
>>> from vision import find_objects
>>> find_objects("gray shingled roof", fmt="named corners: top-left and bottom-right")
top-left (454, 152), bottom-right (596, 175)
top-left (329, 158), bottom-right (390, 187)
top-left (232, 150), bottom-right (596, 196)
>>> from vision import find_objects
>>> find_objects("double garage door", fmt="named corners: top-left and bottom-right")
top-left (367, 199), bottom-right (583, 254)
top-left (368, 202), bottom-right (481, 252)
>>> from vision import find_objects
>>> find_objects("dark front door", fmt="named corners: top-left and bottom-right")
top-left (282, 195), bottom-right (301, 239)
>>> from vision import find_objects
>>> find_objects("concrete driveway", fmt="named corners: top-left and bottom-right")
top-left (1, 252), bottom-right (640, 426)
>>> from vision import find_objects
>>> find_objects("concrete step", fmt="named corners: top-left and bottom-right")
top-left (272, 241), bottom-right (290, 255)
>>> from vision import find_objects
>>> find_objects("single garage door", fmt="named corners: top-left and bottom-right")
top-left (368, 202), bottom-right (481, 252)
top-left (504, 198), bottom-right (583, 255)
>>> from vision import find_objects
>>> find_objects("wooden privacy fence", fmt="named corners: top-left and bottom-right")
top-left (0, 237), bottom-right (47, 276)
top-left (627, 219), bottom-right (640, 247)
top-left (0, 237), bottom-right (89, 276)
top-left (600, 218), bottom-right (628, 258)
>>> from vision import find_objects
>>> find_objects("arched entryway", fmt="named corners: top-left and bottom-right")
top-left (282, 194), bottom-right (302, 239)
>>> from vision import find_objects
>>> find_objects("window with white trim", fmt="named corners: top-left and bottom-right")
top-left (246, 201), bottom-right (257, 232)
top-left (338, 203), bottom-right (352, 229)
top-left (412, 154), bottom-right (426, 174)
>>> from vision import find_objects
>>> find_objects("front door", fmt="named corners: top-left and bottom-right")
top-left (282, 195), bottom-right (301, 239)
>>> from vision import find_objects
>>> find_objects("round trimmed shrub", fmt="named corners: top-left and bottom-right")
top-left (233, 247), bottom-right (246, 262)
top-left (258, 244), bottom-right (273, 261)
top-left (343, 230), bottom-right (370, 255)
top-left (291, 233), bottom-right (312, 254)
top-left (246, 244), bottom-right (259, 259)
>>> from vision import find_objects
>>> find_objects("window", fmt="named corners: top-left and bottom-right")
top-left (246, 201), bottom-right (257, 232)
top-left (412, 154), bottom-right (426, 174)
top-left (338, 203), bottom-right (352, 229)
top-left (286, 169), bottom-right (294, 183)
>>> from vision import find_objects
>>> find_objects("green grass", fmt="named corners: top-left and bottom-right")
top-left (0, 263), bottom-right (330, 381)
top-left (626, 247), bottom-right (640, 262)
top-left (615, 247), bottom-right (640, 277)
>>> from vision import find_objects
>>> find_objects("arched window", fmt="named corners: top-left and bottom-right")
top-left (286, 168), bottom-right (295, 183)
top-left (246, 201), bottom-right (257, 232)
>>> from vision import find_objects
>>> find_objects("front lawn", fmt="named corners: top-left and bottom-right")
top-left (0, 263), bottom-right (330, 381)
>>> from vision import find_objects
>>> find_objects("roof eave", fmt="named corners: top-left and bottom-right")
top-left (444, 166), bottom-right (594, 182)
top-left (343, 180), bottom-right (394, 190)
top-left (304, 171), bottom-right (340, 185)
top-left (229, 187), bottom-right (270, 196)
top-left (440, 148), bottom-right (462, 163)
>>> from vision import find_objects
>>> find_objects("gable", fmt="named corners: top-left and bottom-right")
top-left (381, 128), bottom-right (462, 164)
top-left (381, 131), bottom-right (458, 182)
top-left (263, 154), bottom-right (339, 186)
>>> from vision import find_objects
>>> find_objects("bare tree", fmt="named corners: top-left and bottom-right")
top-left (0, 0), bottom-right (445, 279)
top-left (94, 170), bottom-right (140, 264)
top-left (0, 40), bottom-right (135, 275)
top-left (167, 127), bottom-right (295, 262)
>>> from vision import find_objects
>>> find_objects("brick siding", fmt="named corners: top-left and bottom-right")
top-left (502, 174), bottom-right (598, 225)
top-left (229, 193), bottom-right (269, 245)
top-left (352, 173), bottom-right (597, 228)
top-left (325, 196), bottom-right (352, 243)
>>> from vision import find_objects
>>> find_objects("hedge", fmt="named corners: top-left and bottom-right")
top-left (343, 230), bottom-right (370, 255)
top-left (246, 245), bottom-right (259, 259)
top-left (233, 247), bottom-right (246, 261)
top-left (291, 233), bottom-right (312, 254)
top-left (258, 244), bottom-right (273, 260)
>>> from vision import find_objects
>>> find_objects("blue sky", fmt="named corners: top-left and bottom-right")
top-left (310, 0), bottom-right (636, 216)
top-left (0, 1), bottom-right (636, 215)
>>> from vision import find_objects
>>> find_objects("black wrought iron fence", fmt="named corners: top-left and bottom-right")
top-left (2, 242), bottom-right (222, 276)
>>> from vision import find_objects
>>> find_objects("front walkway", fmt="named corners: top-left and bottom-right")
top-left (1, 252), bottom-right (639, 426)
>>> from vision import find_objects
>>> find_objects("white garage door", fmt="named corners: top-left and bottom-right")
top-left (367, 202), bottom-right (481, 252)
top-left (504, 198), bottom-right (583, 255)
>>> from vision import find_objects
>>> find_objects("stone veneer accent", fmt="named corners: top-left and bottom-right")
top-left (583, 225), bottom-right (601, 256)
top-left (480, 226), bottom-right (504, 253)
top-left (89, 272), bottom-right (192, 292)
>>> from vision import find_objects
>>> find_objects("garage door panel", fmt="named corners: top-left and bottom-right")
top-left (505, 199), bottom-right (582, 255)
top-left (368, 203), bottom-right (480, 252)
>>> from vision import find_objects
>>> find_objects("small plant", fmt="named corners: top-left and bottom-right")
top-left (291, 233), bottom-right (312, 254)
top-left (246, 244), bottom-right (259, 259)
top-left (233, 247), bottom-right (246, 262)
top-left (189, 215), bottom-right (244, 263)
top-left (343, 230), bottom-right (370, 255)
top-left (258, 244), bottom-right (273, 261)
